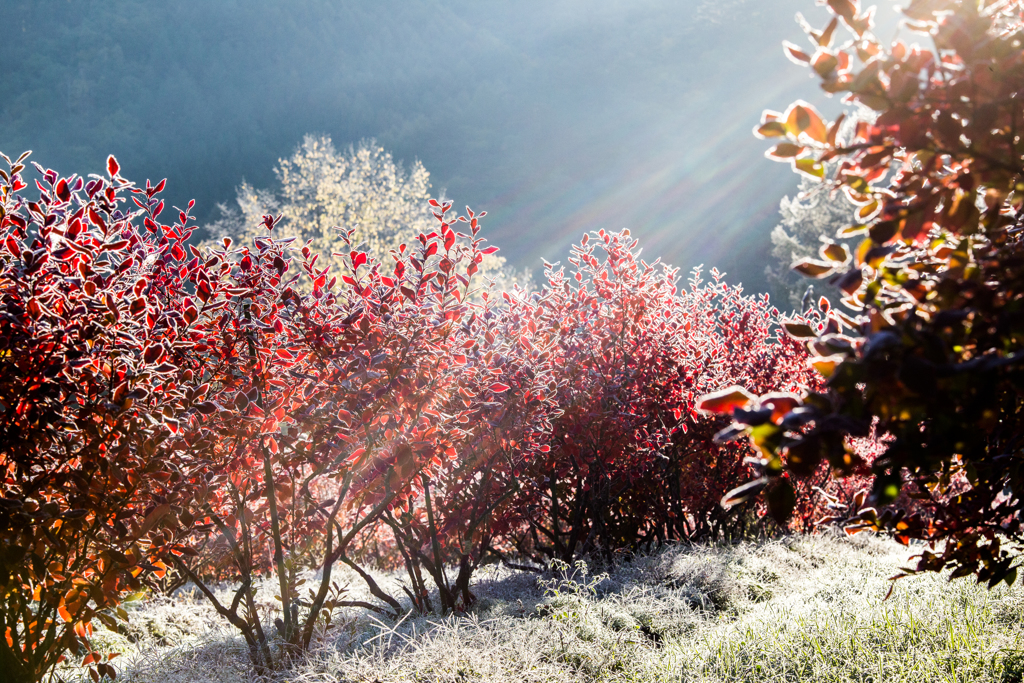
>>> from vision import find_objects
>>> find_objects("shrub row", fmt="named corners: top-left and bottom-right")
top-left (0, 152), bottom-right (834, 679)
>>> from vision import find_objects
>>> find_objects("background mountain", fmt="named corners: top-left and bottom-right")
top-left (0, 0), bottom-right (901, 293)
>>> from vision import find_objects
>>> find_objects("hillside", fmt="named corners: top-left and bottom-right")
top-left (0, 0), bottom-right (898, 291)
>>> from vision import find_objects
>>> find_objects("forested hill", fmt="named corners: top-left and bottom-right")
top-left (0, 0), bottom-right (898, 291)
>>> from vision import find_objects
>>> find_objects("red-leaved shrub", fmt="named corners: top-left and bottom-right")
top-left (499, 230), bottom-right (819, 564)
top-left (0, 153), bottom-right (224, 683)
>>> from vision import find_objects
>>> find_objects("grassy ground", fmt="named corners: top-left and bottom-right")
top-left (68, 532), bottom-right (1024, 683)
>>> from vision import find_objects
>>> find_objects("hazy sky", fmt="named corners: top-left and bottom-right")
top-left (0, 0), bottom-right (903, 293)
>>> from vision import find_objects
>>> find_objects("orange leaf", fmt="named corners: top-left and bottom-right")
top-left (760, 392), bottom-right (802, 423)
top-left (792, 259), bottom-right (835, 278)
top-left (697, 386), bottom-right (756, 414)
top-left (812, 355), bottom-right (844, 378)
top-left (817, 17), bottom-right (839, 47)
top-left (820, 242), bottom-right (851, 263)
top-left (783, 41), bottom-right (811, 64)
top-left (785, 101), bottom-right (827, 142)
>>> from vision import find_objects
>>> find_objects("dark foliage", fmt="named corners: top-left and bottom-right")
top-left (709, 0), bottom-right (1024, 587)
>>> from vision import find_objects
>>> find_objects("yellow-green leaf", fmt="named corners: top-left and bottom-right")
top-left (755, 121), bottom-right (790, 138)
top-left (811, 355), bottom-right (844, 378)
top-left (837, 223), bottom-right (868, 237)
top-left (857, 200), bottom-right (880, 220)
top-left (794, 158), bottom-right (825, 178)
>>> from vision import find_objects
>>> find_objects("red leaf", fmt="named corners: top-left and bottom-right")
top-left (88, 207), bottom-right (107, 230)
top-left (55, 178), bottom-right (70, 202)
top-left (195, 402), bottom-right (218, 415)
top-left (143, 345), bottom-right (164, 364)
top-left (4, 235), bottom-right (21, 258)
top-left (107, 155), bottom-right (120, 177)
top-left (197, 282), bottom-right (212, 303)
top-left (490, 383), bottom-right (510, 392)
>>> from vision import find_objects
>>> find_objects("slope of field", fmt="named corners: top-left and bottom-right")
top-left (71, 533), bottom-right (1023, 683)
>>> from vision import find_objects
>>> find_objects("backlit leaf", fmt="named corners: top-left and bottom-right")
top-left (766, 143), bottom-right (805, 160)
top-left (721, 478), bottom-right (769, 509)
top-left (755, 121), bottom-right (790, 138)
top-left (820, 242), bottom-right (850, 263)
top-left (792, 259), bottom-right (835, 278)
top-left (783, 41), bottom-right (811, 64)
top-left (794, 158), bottom-right (825, 179)
top-left (782, 322), bottom-right (817, 339)
top-left (697, 386), bottom-right (756, 414)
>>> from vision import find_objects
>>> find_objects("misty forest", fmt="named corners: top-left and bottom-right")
top-left (1, 1), bottom-right (1023, 682)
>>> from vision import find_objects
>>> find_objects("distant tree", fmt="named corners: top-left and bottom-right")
top-left (766, 173), bottom-right (853, 310)
top-left (203, 135), bottom-right (532, 295)
top-left (766, 114), bottom-right (872, 312)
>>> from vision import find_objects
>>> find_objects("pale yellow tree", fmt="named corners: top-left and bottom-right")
top-left (203, 135), bottom-right (531, 295)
